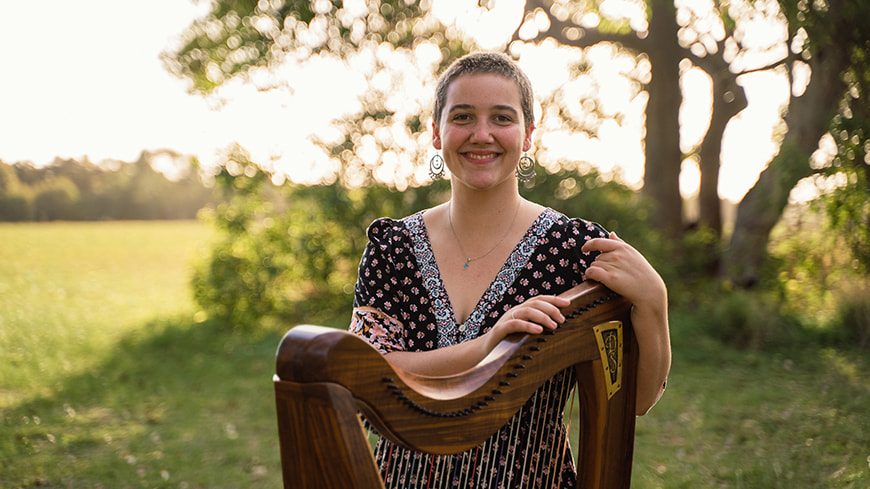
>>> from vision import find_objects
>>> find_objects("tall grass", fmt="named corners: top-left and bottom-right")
top-left (1, 221), bottom-right (868, 488)
top-left (1, 221), bottom-right (283, 487)
top-left (2, 222), bottom-right (204, 395)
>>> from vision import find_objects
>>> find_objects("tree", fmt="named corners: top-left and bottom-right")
top-left (0, 162), bottom-right (31, 221)
top-left (0, 154), bottom-right (215, 221)
top-left (723, 0), bottom-right (870, 286)
top-left (166, 0), bottom-right (868, 288)
top-left (33, 177), bottom-right (80, 221)
top-left (808, 0), bottom-right (870, 275)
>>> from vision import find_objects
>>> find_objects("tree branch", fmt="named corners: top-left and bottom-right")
top-left (510, 0), bottom-right (648, 52)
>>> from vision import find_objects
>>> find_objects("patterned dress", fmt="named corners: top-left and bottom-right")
top-left (350, 208), bottom-right (608, 489)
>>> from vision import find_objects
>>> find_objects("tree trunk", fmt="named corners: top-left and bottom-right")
top-left (698, 61), bottom-right (748, 236)
top-left (721, 46), bottom-right (848, 287)
top-left (642, 0), bottom-right (684, 235)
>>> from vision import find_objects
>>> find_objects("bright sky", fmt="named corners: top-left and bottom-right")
top-left (0, 0), bottom-right (789, 202)
top-left (0, 1), bottom-right (212, 164)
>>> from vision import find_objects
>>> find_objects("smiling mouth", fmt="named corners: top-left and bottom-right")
top-left (465, 152), bottom-right (499, 161)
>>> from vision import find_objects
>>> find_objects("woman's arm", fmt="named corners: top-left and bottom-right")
top-left (582, 232), bottom-right (672, 415)
top-left (385, 295), bottom-right (570, 377)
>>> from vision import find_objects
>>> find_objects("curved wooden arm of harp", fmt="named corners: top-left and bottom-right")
top-left (275, 280), bottom-right (634, 456)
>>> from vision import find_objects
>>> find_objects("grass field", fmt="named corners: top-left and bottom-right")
top-left (1, 221), bottom-right (868, 488)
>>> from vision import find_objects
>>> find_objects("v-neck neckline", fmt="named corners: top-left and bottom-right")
top-left (404, 208), bottom-right (560, 348)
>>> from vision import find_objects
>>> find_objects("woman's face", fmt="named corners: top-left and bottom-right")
top-left (433, 73), bottom-right (534, 191)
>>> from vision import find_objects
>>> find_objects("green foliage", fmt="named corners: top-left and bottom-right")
top-left (825, 122), bottom-right (870, 274)
top-left (832, 284), bottom-right (870, 350)
top-left (166, 0), bottom-right (449, 94)
top-left (768, 202), bottom-right (869, 349)
top-left (0, 195), bottom-right (31, 221)
top-left (191, 147), bottom-right (450, 330)
top-left (0, 162), bottom-right (32, 220)
top-left (0, 161), bottom-right (22, 194)
top-left (822, 2), bottom-right (870, 275)
top-left (779, 0), bottom-right (870, 275)
top-left (33, 177), bottom-right (80, 221)
top-left (523, 166), bottom-right (649, 234)
top-left (0, 156), bottom-right (215, 221)
top-left (699, 288), bottom-right (803, 350)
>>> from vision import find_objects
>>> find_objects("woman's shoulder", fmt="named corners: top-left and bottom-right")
top-left (542, 208), bottom-right (609, 239)
top-left (365, 212), bottom-right (424, 245)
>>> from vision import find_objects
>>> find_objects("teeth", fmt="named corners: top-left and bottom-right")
top-left (467, 153), bottom-right (496, 160)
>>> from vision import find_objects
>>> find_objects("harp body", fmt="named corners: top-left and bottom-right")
top-left (274, 281), bottom-right (638, 488)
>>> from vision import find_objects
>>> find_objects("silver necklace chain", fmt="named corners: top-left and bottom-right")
top-left (448, 200), bottom-right (521, 270)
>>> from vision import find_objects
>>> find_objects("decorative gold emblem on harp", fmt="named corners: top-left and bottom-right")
top-left (593, 320), bottom-right (623, 399)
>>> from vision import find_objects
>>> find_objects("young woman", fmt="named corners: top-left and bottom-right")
top-left (350, 52), bottom-right (670, 488)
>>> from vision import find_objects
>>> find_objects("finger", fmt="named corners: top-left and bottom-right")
top-left (525, 296), bottom-right (570, 322)
top-left (583, 264), bottom-right (608, 285)
top-left (505, 311), bottom-right (544, 334)
top-left (581, 237), bottom-right (620, 254)
top-left (523, 304), bottom-right (565, 328)
top-left (584, 259), bottom-right (625, 287)
top-left (498, 311), bottom-right (541, 335)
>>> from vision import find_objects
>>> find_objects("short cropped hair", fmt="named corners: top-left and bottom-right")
top-left (432, 52), bottom-right (535, 132)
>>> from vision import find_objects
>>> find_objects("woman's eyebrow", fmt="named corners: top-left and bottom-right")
top-left (447, 103), bottom-right (474, 113)
top-left (447, 104), bottom-right (519, 116)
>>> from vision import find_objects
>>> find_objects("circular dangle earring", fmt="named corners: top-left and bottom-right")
top-left (429, 153), bottom-right (445, 180)
top-left (516, 153), bottom-right (536, 182)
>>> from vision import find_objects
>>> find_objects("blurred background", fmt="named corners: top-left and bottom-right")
top-left (1, 0), bottom-right (868, 487)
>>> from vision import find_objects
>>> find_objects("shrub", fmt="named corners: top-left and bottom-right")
top-left (0, 194), bottom-right (32, 221)
top-left (190, 150), bottom-right (448, 330)
top-left (831, 284), bottom-right (870, 349)
top-left (700, 288), bottom-right (804, 350)
top-left (33, 177), bottom-right (80, 221)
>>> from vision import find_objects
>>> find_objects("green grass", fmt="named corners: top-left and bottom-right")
top-left (1, 221), bottom-right (869, 488)
top-left (628, 335), bottom-right (870, 488)
top-left (0, 221), bottom-right (284, 488)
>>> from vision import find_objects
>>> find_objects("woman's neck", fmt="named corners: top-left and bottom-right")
top-left (447, 186), bottom-right (524, 236)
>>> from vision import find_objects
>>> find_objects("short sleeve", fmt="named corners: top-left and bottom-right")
top-left (350, 218), bottom-right (407, 354)
top-left (546, 216), bottom-right (609, 283)
top-left (569, 218), bottom-right (609, 272)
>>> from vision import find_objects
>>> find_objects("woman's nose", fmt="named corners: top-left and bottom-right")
top-left (469, 121), bottom-right (494, 143)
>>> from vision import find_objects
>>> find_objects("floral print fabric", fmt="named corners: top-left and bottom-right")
top-left (351, 208), bottom-right (608, 488)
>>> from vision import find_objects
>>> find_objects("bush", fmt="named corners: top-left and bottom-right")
top-left (831, 284), bottom-right (870, 349)
top-left (191, 151), bottom-right (449, 330)
top-left (700, 288), bottom-right (804, 350)
top-left (0, 194), bottom-right (32, 221)
top-left (33, 177), bottom-right (80, 221)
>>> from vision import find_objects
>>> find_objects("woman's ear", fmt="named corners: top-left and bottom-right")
top-left (432, 121), bottom-right (442, 150)
top-left (522, 122), bottom-right (535, 152)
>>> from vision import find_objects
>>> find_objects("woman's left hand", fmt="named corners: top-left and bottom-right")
top-left (581, 231), bottom-right (671, 415)
top-left (581, 232), bottom-right (666, 310)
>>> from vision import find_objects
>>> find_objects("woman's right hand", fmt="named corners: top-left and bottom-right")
top-left (386, 294), bottom-right (570, 377)
top-left (485, 295), bottom-right (570, 350)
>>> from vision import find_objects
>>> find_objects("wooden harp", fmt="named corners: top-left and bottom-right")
top-left (274, 280), bottom-right (638, 488)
